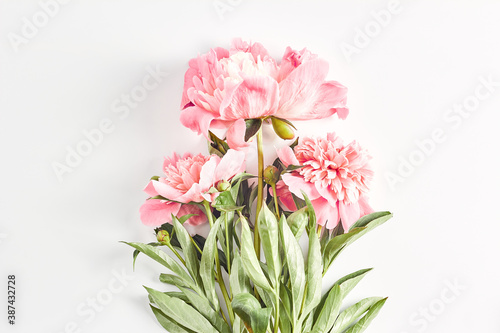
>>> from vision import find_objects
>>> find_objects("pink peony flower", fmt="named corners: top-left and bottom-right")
top-left (180, 39), bottom-right (349, 149)
top-left (139, 149), bottom-right (246, 227)
top-left (277, 133), bottom-right (374, 230)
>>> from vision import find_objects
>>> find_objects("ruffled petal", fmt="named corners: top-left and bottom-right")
top-left (220, 76), bottom-right (279, 120)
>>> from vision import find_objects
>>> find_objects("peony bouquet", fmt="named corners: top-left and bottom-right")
top-left (124, 39), bottom-right (393, 333)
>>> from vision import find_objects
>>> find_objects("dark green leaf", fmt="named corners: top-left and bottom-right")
top-left (244, 119), bottom-right (263, 142)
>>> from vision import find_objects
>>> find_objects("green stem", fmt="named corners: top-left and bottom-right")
top-left (167, 244), bottom-right (185, 266)
top-left (273, 289), bottom-right (280, 333)
top-left (225, 213), bottom-right (231, 276)
top-left (271, 183), bottom-right (280, 219)
top-left (203, 201), bottom-right (235, 325)
top-left (254, 128), bottom-right (264, 260)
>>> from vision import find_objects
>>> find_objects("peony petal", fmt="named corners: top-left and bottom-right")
top-left (144, 181), bottom-right (159, 197)
top-left (276, 58), bottom-right (329, 120)
top-left (226, 119), bottom-right (250, 150)
top-left (310, 197), bottom-right (330, 227)
top-left (198, 156), bottom-right (220, 191)
top-left (151, 180), bottom-right (184, 201)
top-left (310, 81), bottom-right (349, 119)
top-left (276, 146), bottom-right (300, 167)
top-left (281, 173), bottom-right (321, 200)
top-left (139, 199), bottom-right (181, 227)
top-left (214, 149), bottom-right (246, 182)
top-left (315, 182), bottom-right (339, 207)
top-left (270, 180), bottom-right (297, 211)
top-left (220, 76), bottom-right (279, 120)
top-left (180, 105), bottom-right (216, 137)
top-left (339, 201), bottom-right (361, 231)
top-left (357, 196), bottom-right (374, 216)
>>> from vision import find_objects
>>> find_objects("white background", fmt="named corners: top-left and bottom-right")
top-left (1, 0), bottom-right (499, 332)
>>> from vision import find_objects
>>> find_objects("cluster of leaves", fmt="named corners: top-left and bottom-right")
top-left (124, 175), bottom-right (392, 333)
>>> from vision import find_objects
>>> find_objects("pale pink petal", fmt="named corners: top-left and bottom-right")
top-left (276, 146), bottom-right (300, 167)
top-left (278, 47), bottom-right (318, 81)
top-left (339, 201), bottom-right (361, 231)
top-left (152, 181), bottom-right (184, 201)
top-left (177, 183), bottom-right (204, 203)
top-left (144, 181), bottom-right (159, 197)
top-left (198, 156), bottom-right (220, 191)
top-left (220, 76), bottom-right (279, 120)
top-left (309, 81), bottom-right (349, 119)
top-left (315, 182), bottom-right (338, 207)
top-left (324, 201), bottom-right (340, 230)
top-left (357, 196), bottom-right (374, 217)
top-left (310, 197), bottom-right (330, 227)
top-left (275, 58), bottom-right (329, 119)
top-left (281, 173), bottom-right (321, 200)
top-left (139, 199), bottom-right (181, 227)
top-left (226, 119), bottom-right (250, 150)
top-left (180, 105), bottom-right (216, 137)
top-left (214, 149), bottom-right (246, 181)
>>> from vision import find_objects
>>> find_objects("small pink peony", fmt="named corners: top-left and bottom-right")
top-left (277, 133), bottom-right (374, 230)
top-left (139, 149), bottom-right (246, 227)
top-left (180, 39), bottom-right (348, 149)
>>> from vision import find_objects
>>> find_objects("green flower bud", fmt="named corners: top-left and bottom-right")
top-left (271, 117), bottom-right (295, 140)
top-left (156, 230), bottom-right (170, 245)
top-left (216, 180), bottom-right (231, 192)
top-left (263, 165), bottom-right (279, 185)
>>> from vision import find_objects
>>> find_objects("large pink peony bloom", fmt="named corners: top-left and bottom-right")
top-left (180, 39), bottom-right (348, 149)
top-left (140, 149), bottom-right (246, 227)
top-left (277, 133), bottom-right (374, 231)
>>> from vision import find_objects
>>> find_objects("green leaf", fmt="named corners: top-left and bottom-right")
top-left (310, 285), bottom-right (342, 333)
top-left (258, 205), bottom-right (280, 288)
top-left (132, 242), bottom-right (162, 270)
top-left (179, 287), bottom-right (231, 333)
top-left (334, 268), bottom-right (373, 296)
top-left (323, 228), bottom-right (366, 273)
top-left (244, 119), bottom-right (263, 141)
top-left (123, 242), bottom-right (193, 287)
top-left (146, 287), bottom-right (219, 333)
top-left (343, 298), bottom-right (388, 333)
top-left (209, 130), bottom-right (229, 156)
top-left (301, 191), bottom-right (316, 232)
top-left (232, 293), bottom-right (272, 333)
top-left (213, 191), bottom-right (244, 212)
top-left (230, 252), bottom-right (251, 296)
top-left (172, 216), bottom-right (203, 289)
top-left (150, 305), bottom-right (196, 333)
top-left (299, 230), bottom-right (322, 322)
top-left (322, 211), bottom-right (393, 274)
top-left (240, 216), bottom-right (272, 291)
top-left (279, 215), bottom-right (305, 324)
top-left (349, 211), bottom-right (393, 231)
top-left (250, 308), bottom-right (272, 333)
top-left (159, 274), bottom-right (192, 289)
top-left (287, 207), bottom-right (308, 240)
top-left (330, 297), bottom-right (384, 333)
top-left (232, 293), bottom-right (261, 327)
top-left (200, 216), bottom-right (223, 311)
top-left (279, 283), bottom-right (293, 332)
